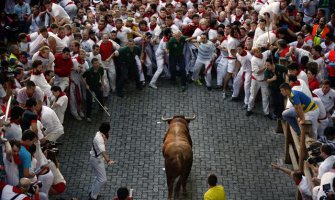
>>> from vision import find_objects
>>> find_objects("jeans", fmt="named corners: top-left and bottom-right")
top-left (169, 54), bottom-right (186, 86)
top-left (86, 86), bottom-right (104, 118)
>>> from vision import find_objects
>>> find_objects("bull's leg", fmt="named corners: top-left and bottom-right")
top-left (174, 177), bottom-right (182, 197)
top-left (181, 157), bottom-right (193, 195)
top-left (167, 173), bottom-right (175, 200)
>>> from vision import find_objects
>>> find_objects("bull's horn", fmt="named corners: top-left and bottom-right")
top-left (185, 113), bottom-right (197, 121)
top-left (161, 115), bottom-right (173, 121)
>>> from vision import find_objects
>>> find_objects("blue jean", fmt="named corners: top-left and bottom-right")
top-left (282, 107), bottom-right (300, 134)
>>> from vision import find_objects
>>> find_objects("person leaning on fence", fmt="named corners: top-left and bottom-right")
top-left (271, 163), bottom-right (312, 200)
top-left (310, 145), bottom-right (335, 186)
top-left (313, 162), bottom-right (335, 200)
top-left (318, 127), bottom-right (335, 153)
top-left (280, 83), bottom-right (320, 139)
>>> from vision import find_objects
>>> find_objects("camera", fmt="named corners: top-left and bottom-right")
top-left (307, 156), bottom-right (324, 165)
top-left (27, 181), bottom-right (42, 196)
top-left (41, 140), bottom-right (62, 155)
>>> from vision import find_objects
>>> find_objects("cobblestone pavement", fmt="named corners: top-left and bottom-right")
top-left (51, 79), bottom-right (296, 200)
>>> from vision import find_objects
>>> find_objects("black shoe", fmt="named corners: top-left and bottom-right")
top-left (246, 111), bottom-right (253, 116)
top-left (181, 86), bottom-right (187, 92)
top-left (206, 86), bottom-right (212, 91)
top-left (214, 85), bottom-right (223, 90)
top-left (265, 114), bottom-right (274, 120)
top-left (230, 97), bottom-right (239, 102)
top-left (116, 93), bottom-right (124, 98)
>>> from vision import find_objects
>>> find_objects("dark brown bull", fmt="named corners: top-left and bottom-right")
top-left (162, 114), bottom-right (196, 200)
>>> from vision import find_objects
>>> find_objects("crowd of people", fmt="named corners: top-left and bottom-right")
top-left (0, 0), bottom-right (335, 198)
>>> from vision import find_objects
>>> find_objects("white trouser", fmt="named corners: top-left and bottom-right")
top-left (135, 55), bottom-right (145, 82)
top-left (54, 76), bottom-right (69, 92)
top-left (216, 57), bottom-right (228, 86)
top-left (318, 117), bottom-right (329, 137)
top-left (150, 54), bottom-right (165, 85)
top-left (305, 107), bottom-right (320, 139)
top-left (187, 43), bottom-right (198, 74)
top-left (144, 48), bottom-right (155, 77)
top-left (69, 81), bottom-right (82, 116)
top-left (102, 70), bottom-right (110, 97)
top-left (45, 130), bottom-right (64, 142)
top-left (102, 60), bottom-right (116, 92)
top-left (89, 156), bottom-right (107, 199)
top-left (38, 169), bottom-right (54, 195)
top-left (232, 70), bottom-right (252, 104)
top-left (247, 79), bottom-right (270, 115)
top-left (192, 59), bottom-right (213, 87)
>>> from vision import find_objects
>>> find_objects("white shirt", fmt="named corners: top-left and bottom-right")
top-left (90, 131), bottom-right (106, 158)
top-left (4, 123), bottom-right (22, 141)
top-left (237, 51), bottom-right (252, 72)
top-left (318, 155), bottom-right (335, 179)
top-left (16, 86), bottom-right (45, 104)
top-left (297, 70), bottom-right (309, 86)
top-left (111, 26), bottom-right (132, 47)
top-left (253, 27), bottom-right (266, 47)
top-left (298, 176), bottom-right (312, 200)
top-left (40, 105), bottom-right (64, 136)
top-left (81, 39), bottom-right (95, 53)
top-left (30, 73), bottom-right (52, 97)
top-left (51, 94), bottom-right (68, 124)
top-left (317, 170), bottom-right (335, 199)
top-left (259, 2), bottom-right (281, 20)
top-left (48, 3), bottom-right (70, 20)
top-left (313, 88), bottom-right (335, 113)
top-left (254, 32), bottom-right (277, 48)
top-left (227, 37), bottom-right (240, 57)
top-left (87, 52), bottom-right (102, 68)
top-left (32, 51), bottom-right (55, 71)
top-left (314, 97), bottom-right (327, 119)
top-left (251, 50), bottom-right (271, 81)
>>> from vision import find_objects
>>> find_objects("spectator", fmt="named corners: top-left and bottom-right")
top-left (204, 174), bottom-right (226, 200)
top-left (114, 187), bottom-right (133, 200)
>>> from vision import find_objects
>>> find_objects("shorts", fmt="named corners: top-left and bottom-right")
top-left (227, 59), bottom-right (236, 73)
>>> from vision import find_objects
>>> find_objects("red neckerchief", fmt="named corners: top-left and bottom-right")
top-left (150, 23), bottom-right (157, 31)
top-left (313, 55), bottom-right (320, 60)
top-left (296, 42), bottom-right (303, 48)
top-left (121, 0), bottom-right (127, 4)
top-left (198, 10), bottom-right (206, 15)
top-left (294, 179), bottom-right (302, 185)
top-left (159, 15), bottom-right (166, 20)
top-left (13, 155), bottom-right (22, 165)
top-left (218, 18), bottom-right (226, 23)
top-left (175, 16), bottom-right (183, 20)
top-left (12, 186), bottom-right (23, 194)
top-left (116, 27), bottom-right (122, 32)
top-left (56, 92), bottom-right (66, 102)
top-left (66, 33), bottom-right (72, 37)
top-left (76, 57), bottom-right (85, 64)
top-left (239, 50), bottom-right (247, 56)
top-left (26, 35), bottom-right (31, 42)
top-left (58, 34), bottom-right (65, 39)
top-left (254, 54), bottom-right (263, 59)
top-left (140, 26), bottom-right (149, 32)
top-left (31, 69), bottom-right (40, 75)
top-left (10, 118), bottom-right (20, 125)
top-left (163, 36), bottom-right (170, 42)
top-left (235, 14), bottom-right (243, 21)
top-left (191, 0), bottom-right (197, 2)
top-left (98, 26), bottom-right (106, 32)
top-left (291, 81), bottom-right (301, 87)
top-left (72, 51), bottom-right (78, 57)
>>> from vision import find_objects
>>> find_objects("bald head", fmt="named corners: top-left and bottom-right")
top-left (19, 178), bottom-right (31, 191)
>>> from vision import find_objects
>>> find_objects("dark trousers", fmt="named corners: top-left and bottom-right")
top-left (169, 54), bottom-right (186, 86)
top-left (116, 62), bottom-right (141, 96)
top-left (270, 88), bottom-right (284, 118)
top-left (86, 86), bottom-right (104, 118)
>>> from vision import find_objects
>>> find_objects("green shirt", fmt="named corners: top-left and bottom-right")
top-left (117, 46), bottom-right (141, 65)
top-left (264, 64), bottom-right (287, 90)
top-left (167, 36), bottom-right (187, 56)
top-left (83, 66), bottom-right (104, 88)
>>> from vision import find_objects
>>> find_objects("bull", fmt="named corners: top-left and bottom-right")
top-left (161, 114), bottom-right (196, 200)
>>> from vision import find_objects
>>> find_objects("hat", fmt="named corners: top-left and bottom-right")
top-left (92, 0), bottom-right (101, 4)
top-left (287, 62), bottom-right (299, 70)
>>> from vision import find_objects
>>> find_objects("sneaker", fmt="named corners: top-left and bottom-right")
top-left (181, 86), bottom-right (187, 92)
top-left (242, 104), bottom-right (248, 110)
top-left (246, 111), bottom-right (253, 116)
top-left (214, 85), bottom-right (223, 90)
top-left (194, 79), bottom-right (203, 86)
top-left (206, 86), bottom-right (212, 91)
top-left (265, 114), bottom-right (274, 120)
top-left (222, 92), bottom-right (226, 99)
top-left (73, 114), bottom-right (82, 121)
top-left (86, 117), bottom-right (92, 122)
top-left (149, 83), bottom-right (157, 89)
top-left (230, 97), bottom-right (239, 102)
top-left (79, 112), bottom-right (85, 118)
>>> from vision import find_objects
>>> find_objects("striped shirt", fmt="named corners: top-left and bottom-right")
top-left (197, 41), bottom-right (216, 62)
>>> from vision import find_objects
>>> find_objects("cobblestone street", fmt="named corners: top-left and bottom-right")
top-left (52, 80), bottom-right (296, 200)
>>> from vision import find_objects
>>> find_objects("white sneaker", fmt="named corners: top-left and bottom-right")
top-left (149, 83), bottom-right (157, 89)
top-left (79, 112), bottom-right (85, 118)
top-left (73, 114), bottom-right (82, 121)
top-left (222, 92), bottom-right (226, 99)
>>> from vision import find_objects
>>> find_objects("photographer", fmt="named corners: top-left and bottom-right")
top-left (1, 177), bottom-right (40, 200)
top-left (318, 127), bottom-right (335, 153)
top-left (313, 163), bottom-right (335, 200)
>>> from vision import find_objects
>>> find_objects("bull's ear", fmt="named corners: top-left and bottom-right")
top-left (167, 120), bottom-right (172, 124)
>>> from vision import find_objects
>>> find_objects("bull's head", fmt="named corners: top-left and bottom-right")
top-left (161, 113), bottom-right (197, 123)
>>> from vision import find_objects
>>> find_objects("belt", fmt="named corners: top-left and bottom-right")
top-left (65, 1), bottom-right (74, 6)
top-left (318, 115), bottom-right (328, 120)
top-left (225, 56), bottom-right (236, 60)
top-left (251, 75), bottom-right (264, 81)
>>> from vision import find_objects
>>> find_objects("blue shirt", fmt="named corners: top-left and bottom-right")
top-left (18, 146), bottom-right (31, 178)
top-left (14, 3), bottom-right (31, 21)
top-left (289, 90), bottom-right (317, 112)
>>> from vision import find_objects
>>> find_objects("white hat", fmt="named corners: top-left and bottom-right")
top-left (92, 0), bottom-right (101, 4)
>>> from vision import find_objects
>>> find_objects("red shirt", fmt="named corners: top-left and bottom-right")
top-left (100, 41), bottom-right (114, 61)
top-left (309, 78), bottom-right (320, 91)
top-left (54, 53), bottom-right (73, 77)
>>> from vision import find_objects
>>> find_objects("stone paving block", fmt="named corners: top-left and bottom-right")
top-left (51, 79), bottom-right (296, 200)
